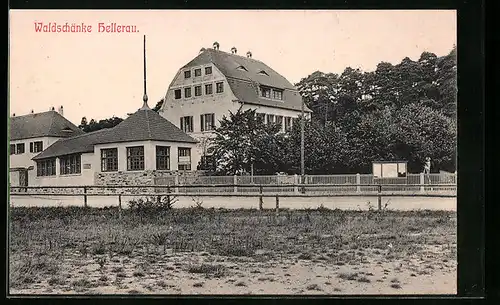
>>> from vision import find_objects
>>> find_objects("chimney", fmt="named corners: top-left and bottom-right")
top-left (246, 51), bottom-right (252, 58)
top-left (231, 47), bottom-right (237, 54)
top-left (31, 109), bottom-right (34, 114)
top-left (199, 47), bottom-right (206, 54)
top-left (12, 113), bottom-right (15, 117)
top-left (50, 106), bottom-right (55, 111)
top-left (58, 105), bottom-right (64, 116)
top-left (213, 41), bottom-right (219, 50)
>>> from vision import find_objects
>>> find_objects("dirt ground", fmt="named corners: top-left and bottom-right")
top-left (9, 207), bottom-right (457, 295)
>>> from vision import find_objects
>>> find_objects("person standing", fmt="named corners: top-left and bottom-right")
top-left (424, 157), bottom-right (431, 184)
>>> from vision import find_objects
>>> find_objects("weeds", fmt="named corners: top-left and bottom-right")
top-left (9, 207), bottom-right (456, 293)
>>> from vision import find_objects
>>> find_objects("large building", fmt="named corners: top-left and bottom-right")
top-left (159, 42), bottom-right (312, 166)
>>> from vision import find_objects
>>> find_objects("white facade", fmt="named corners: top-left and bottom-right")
top-left (159, 64), bottom-right (307, 164)
top-left (25, 140), bottom-right (198, 187)
top-left (93, 140), bottom-right (199, 173)
top-left (9, 136), bottom-right (65, 187)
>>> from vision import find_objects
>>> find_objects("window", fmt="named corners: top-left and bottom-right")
top-left (205, 66), bottom-right (212, 75)
top-left (174, 89), bottom-right (182, 99)
top-left (216, 82), bottom-right (224, 93)
top-left (200, 113), bottom-right (215, 131)
top-left (261, 87), bottom-right (271, 98)
top-left (194, 68), bottom-right (202, 77)
top-left (285, 117), bottom-right (292, 131)
top-left (180, 116), bottom-right (194, 132)
top-left (184, 87), bottom-right (192, 98)
top-left (266, 114), bottom-right (275, 125)
top-left (30, 141), bottom-right (43, 153)
top-left (292, 117), bottom-right (299, 127)
top-left (60, 154), bottom-right (82, 175)
top-left (178, 148), bottom-right (192, 171)
top-left (195, 86), bottom-right (202, 96)
top-left (101, 148), bottom-right (118, 172)
top-left (127, 146), bottom-right (145, 171)
top-left (37, 159), bottom-right (56, 176)
top-left (156, 146), bottom-right (170, 170)
top-left (184, 70), bottom-right (191, 78)
top-left (273, 90), bottom-right (283, 100)
top-left (275, 115), bottom-right (284, 130)
top-left (205, 84), bottom-right (213, 95)
top-left (16, 143), bottom-right (25, 154)
top-left (9, 144), bottom-right (15, 155)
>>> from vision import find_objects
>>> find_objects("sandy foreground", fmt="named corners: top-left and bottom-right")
top-left (9, 207), bottom-right (457, 295)
top-left (10, 244), bottom-right (455, 295)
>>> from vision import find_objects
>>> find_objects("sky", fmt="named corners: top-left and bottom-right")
top-left (9, 10), bottom-right (456, 125)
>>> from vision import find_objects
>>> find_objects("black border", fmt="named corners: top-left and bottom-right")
top-left (5, 0), bottom-right (485, 302)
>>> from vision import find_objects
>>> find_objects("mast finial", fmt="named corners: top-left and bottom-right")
top-left (141, 34), bottom-right (150, 110)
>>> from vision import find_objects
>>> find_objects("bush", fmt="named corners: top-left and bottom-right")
top-left (128, 196), bottom-right (178, 212)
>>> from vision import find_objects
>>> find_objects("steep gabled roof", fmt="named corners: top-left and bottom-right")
top-left (10, 111), bottom-right (84, 141)
top-left (97, 108), bottom-right (198, 145)
top-left (33, 108), bottom-right (197, 160)
top-left (182, 48), bottom-right (312, 112)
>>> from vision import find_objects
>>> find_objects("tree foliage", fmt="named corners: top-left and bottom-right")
top-left (209, 108), bottom-right (285, 175)
top-left (78, 116), bottom-right (124, 133)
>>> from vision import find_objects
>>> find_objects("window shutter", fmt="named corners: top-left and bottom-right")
top-left (200, 114), bottom-right (205, 132)
top-left (180, 117), bottom-right (183, 130)
top-left (30, 143), bottom-right (33, 153)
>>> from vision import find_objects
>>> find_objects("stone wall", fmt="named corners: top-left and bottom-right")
top-left (94, 170), bottom-right (200, 186)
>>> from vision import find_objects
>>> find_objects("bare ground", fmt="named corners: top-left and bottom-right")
top-left (9, 206), bottom-right (456, 295)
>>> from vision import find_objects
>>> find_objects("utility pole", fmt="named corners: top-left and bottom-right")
top-left (300, 98), bottom-right (305, 193)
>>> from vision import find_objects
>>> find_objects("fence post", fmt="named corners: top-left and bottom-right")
top-left (118, 194), bottom-right (122, 219)
top-left (259, 186), bottom-right (263, 210)
top-left (420, 172), bottom-right (425, 193)
top-left (174, 175), bottom-right (179, 194)
top-left (275, 196), bottom-right (280, 213)
top-left (293, 174), bottom-right (299, 194)
top-left (378, 185), bottom-right (382, 211)
top-left (167, 185), bottom-right (171, 205)
top-left (233, 175), bottom-right (238, 193)
top-left (83, 186), bottom-right (88, 208)
top-left (356, 173), bottom-right (361, 193)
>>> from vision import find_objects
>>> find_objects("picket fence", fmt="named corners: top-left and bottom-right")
top-left (152, 173), bottom-right (457, 195)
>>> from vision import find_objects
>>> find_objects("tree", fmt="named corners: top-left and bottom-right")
top-left (152, 98), bottom-right (164, 112)
top-left (78, 117), bottom-right (88, 130)
top-left (79, 116), bottom-right (124, 133)
top-left (211, 108), bottom-right (284, 175)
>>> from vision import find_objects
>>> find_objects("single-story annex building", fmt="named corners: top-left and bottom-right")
top-left (30, 103), bottom-right (199, 187)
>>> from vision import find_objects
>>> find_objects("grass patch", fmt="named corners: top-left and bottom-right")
top-left (338, 272), bottom-right (358, 281)
top-left (306, 284), bottom-right (322, 291)
top-left (187, 264), bottom-right (227, 278)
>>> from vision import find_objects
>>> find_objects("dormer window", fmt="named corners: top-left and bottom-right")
top-left (236, 66), bottom-right (248, 72)
top-left (260, 86), bottom-right (283, 101)
top-left (273, 89), bottom-right (283, 100)
top-left (261, 87), bottom-right (271, 98)
top-left (258, 70), bottom-right (269, 76)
